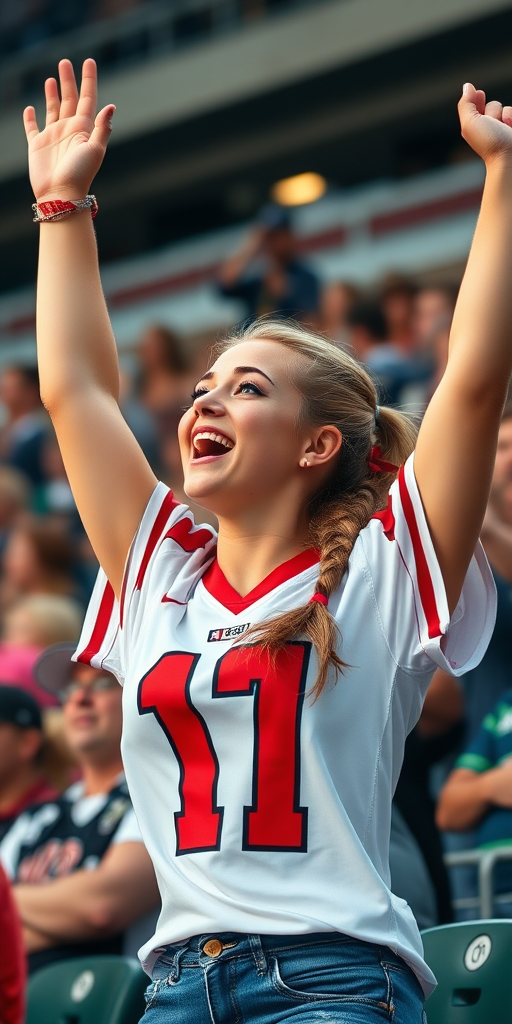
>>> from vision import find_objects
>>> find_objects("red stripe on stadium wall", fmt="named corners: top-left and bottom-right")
top-left (135, 490), bottom-right (179, 592)
top-left (370, 187), bottom-right (483, 236)
top-left (397, 467), bottom-right (442, 639)
top-left (76, 581), bottom-right (116, 664)
top-left (1, 186), bottom-right (482, 337)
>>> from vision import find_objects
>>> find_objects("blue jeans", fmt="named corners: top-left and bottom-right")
top-left (141, 932), bottom-right (427, 1023)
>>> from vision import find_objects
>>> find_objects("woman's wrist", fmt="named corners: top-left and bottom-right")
top-left (34, 186), bottom-right (91, 204)
top-left (483, 151), bottom-right (512, 182)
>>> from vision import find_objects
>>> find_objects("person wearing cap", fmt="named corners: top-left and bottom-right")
top-left (0, 645), bottom-right (160, 975)
top-left (217, 203), bottom-right (320, 324)
top-left (0, 686), bottom-right (59, 842)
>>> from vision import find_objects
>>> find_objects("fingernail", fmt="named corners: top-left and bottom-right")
top-left (463, 83), bottom-right (469, 95)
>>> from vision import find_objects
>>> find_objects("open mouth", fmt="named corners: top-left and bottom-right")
top-left (192, 431), bottom-right (235, 460)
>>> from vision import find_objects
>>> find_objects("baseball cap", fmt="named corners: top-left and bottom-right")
top-left (0, 685), bottom-right (42, 730)
top-left (257, 203), bottom-right (292, 232)
top-left (34, 642), bottom-right (76, 697)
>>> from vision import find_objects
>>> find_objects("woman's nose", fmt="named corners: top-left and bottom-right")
top-left (193, 392), bottom-right (224, 417)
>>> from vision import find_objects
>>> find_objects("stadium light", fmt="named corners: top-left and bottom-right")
top-left (270, 172), bottom-right (327, 206)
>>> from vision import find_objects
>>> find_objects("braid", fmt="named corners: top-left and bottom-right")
top-left (224, 320), bottom-right (418, 698)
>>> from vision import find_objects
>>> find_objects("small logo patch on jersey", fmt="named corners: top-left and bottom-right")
top-left (208, 623), bottom-right (250, 642)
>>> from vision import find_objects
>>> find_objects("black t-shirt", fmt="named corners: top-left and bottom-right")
top-left (1, 778), bottom-right (138, 974)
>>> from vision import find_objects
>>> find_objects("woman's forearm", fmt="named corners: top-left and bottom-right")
top-left (447, 157), bottom-right (512, 396)
top-left (37, 213), bottom-right (120, 412)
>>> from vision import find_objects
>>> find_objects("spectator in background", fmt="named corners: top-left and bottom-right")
top-left (33, 427), bottom-right (77, 519)
top-left (0, 594), bottom-right (83, 708)
top-left (423, 318), bottom-right (450, 402)
top-left (379, 273), bottom-right (417, 354)
top-left (0, 862), bottom-right (25, 1024)
top-left (0, 687), bottom-right (61, 842)
top-left (119, 367), bottom-right (160, 472)
top-left (319, 280), bottom-right (360, 348)
top-left (461, 401), bottom-right (512, 741)
top-left (0, 467), bottom-right (30, 558)
top-left (0, 516), bottom-right (78, 614)
top-left (136, 324), bottom-right (192, 423)
top-left (218, 203), bottom-right (320, 324)
top-left (437, 688), bottom-right (512, 909)
top-left (412, 284), bottom-right (457, 354)
top-left (1, 646), bottom-right (160, 975)
top-left (0, 366), bottom-right (48, 488)
top-left (345, 299), bottom-right (416, 405)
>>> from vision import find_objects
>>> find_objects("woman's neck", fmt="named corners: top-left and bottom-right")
top-left (215, 505), bottom-right (311, 597)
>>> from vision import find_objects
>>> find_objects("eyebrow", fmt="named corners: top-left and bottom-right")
top-left (198, 366), bottom-right (275, 386)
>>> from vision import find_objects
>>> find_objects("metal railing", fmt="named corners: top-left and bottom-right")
top-left (0, 0), bottom-right (323, 111)
top-left (445, 847), bottom-right (512, 919)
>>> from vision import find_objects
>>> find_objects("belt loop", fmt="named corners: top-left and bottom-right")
top-left (248, 935), bottom-right (267, 976)
top-left (170, 945), bottom-right (187, 984)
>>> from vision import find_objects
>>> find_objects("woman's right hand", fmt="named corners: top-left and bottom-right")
top-left (23, 58), bottom-right (114, 204)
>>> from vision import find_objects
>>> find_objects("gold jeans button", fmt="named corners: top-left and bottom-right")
top-left (203, 938), bottom-right (224, 958)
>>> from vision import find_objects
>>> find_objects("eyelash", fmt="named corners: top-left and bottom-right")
top-left (189, 381), bottom-right (264, 403)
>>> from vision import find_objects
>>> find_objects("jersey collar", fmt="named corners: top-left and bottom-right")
top-left (201, 548), bottom-right (320, 613)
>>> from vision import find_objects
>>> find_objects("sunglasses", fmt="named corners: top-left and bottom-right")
top-left (59, 675), bottom-right (117, 703)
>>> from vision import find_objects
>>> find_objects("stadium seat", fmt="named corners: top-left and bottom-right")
top-left (422, 920), bottom-right (512, 1023)
top-left (26, 955), bottom-right (148, 1024)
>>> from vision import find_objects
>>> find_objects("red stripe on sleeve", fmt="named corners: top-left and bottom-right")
top-left (76, 581), bottom-right (116, 664)
top-left (135, 490), bottom-right (179, 591)
top-left (163, 517), bottom-right (213, 552)
top-left (398, 466), bottom-right (442, 639)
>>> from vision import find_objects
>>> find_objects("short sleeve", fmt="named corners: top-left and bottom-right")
top-left (72, 481), bottom-right (217, 681)
top-left (358, 452), bottom-right (497, 675)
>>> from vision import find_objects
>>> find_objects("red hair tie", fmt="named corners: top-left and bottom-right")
top-left (309, 593), bottom-right (328, 606)
top-left (369, 446), bottom-right (398, 474)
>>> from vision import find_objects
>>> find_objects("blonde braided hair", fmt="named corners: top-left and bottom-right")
top-left (221, 319), bottom-right (418, 698)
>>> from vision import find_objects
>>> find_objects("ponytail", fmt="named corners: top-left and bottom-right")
top-left (223, 321), bottom-right (418, 698)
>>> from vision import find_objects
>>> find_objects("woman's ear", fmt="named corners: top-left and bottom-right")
top-left (301, 426), bottom-right (342, 468)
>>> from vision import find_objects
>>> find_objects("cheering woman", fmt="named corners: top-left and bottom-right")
top-left (24, 60), bottom-right (510, 1022)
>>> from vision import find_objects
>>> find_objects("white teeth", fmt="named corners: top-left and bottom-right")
top-left (193, 431), bottom-right (234, 449)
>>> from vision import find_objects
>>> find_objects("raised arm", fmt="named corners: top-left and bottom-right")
top-left (414, 85), bottom-right (512, 612)
top-left (24, 59), bottom-right (157, 597)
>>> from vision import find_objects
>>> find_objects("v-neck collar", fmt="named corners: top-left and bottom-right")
top-left (201, 548), bottom-right (320, 613)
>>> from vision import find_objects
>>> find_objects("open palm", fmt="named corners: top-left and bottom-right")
top-left (24, 59), bottom-right (114, 203)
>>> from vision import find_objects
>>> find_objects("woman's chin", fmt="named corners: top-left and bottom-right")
top-left (183, 479), bottom-right (219, 509)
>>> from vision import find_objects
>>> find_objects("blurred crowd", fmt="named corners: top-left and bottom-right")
top-left (0, 0), bottom-right (296, 58)
top-left (1, 204), bottom-right (512, 1022)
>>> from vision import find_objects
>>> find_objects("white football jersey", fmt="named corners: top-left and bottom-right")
top-left (74, 454), bottom-right (495, 996)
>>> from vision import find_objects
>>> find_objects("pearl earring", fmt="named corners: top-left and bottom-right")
top-left (300, 458), bottom-right (309, 468)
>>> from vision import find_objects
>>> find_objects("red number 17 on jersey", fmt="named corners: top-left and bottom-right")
top-left (138, 642), bottom-right (310, 855)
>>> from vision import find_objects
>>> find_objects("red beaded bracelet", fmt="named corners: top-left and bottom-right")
top-left (32, 196), bottom-right (98, 223)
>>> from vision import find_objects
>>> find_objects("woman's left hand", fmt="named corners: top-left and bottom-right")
top-left (458, 83), bottom-right (512, 166)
